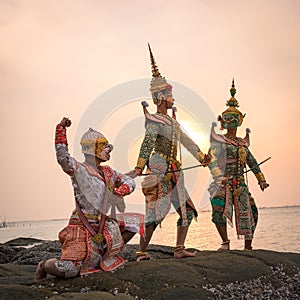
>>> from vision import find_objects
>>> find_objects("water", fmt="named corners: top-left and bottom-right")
top-left (1, 207), bottom-right (299, 253)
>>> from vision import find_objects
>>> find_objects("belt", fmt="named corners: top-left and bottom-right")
top-left (154, 152), bottom-right (179, 164)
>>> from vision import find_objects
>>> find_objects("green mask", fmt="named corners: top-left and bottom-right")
top-left (221, 112), bottom-right (239, 129)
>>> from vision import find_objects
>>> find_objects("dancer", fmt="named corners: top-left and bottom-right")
top-left (131, 45), bottom-right (210, 260)
top-left (208, 80), bottom-right (269, 250)
top-left (35, 117), bottom-right (143, 280)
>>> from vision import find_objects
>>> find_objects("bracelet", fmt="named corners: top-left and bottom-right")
top-left (173, 245), bottom-right (185, 252)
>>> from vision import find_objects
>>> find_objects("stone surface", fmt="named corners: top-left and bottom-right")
top-left (0, 238), bottom-right (299, 299)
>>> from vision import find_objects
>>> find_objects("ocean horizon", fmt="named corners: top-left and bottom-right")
top-left (1, 206), bottom-right (299, 254)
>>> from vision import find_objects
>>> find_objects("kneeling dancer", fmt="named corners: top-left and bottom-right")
top-left (35, 117), bottom-right (143, 280)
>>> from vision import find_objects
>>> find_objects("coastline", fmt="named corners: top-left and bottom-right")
top-left (0, 238), bottom-right (299, 299)
top-left (2, 205), bottom-right (300, 225)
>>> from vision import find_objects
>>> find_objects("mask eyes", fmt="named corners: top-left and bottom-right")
top-left (105, 144), bottom-right (113, 152)
top-left (223, 115), bottom-right (235, 123)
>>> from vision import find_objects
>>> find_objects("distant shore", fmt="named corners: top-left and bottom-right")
top-left (2, 205), bottom-right (300, 225)
top-left (0, 237), bottom-right (299, 299)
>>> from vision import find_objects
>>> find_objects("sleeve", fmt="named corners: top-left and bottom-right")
top-left (113, 170), bottom-right (136, 196)
top-left (208, 141), bottom-right (224, 179)
top-left (246, 148), bottom-right (266, 183)
top-left (180, 129), bottom-right (205, 163)
top-left (135, 121), bottom-right (159, 171)
top-left (55, 124), bottom-right (77, 175)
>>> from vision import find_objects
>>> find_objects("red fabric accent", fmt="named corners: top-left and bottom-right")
top-left (115, 174), bottom-right (123, 186)
top-left (82, 163), bottom-right (104, 181)
top-left (140, 223), bottom-right (145, 237)
top-left (55, 124), bottom-right (68, 146)
top-left (114, 184), bottom-right (130, 196)
top-left (232, 178), bottom-right (238, 188)
top-left (102, 165), bottom-right (114, 181)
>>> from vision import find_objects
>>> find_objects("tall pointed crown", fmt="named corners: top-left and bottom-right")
top-left (148, 43), bottom-right (171, 94)
top-left (222, 78), bottom-right (245, 126)
top-left (225, 78), bottom-right (240, 108)
top-left (148, 43), bottom-right (161, 78)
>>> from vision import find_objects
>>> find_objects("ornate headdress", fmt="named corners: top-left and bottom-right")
top-left (148, 43), bottom-right (173, 105)
top-left (218, 79), bottom-right (245, 129)
top-left (80, 128), bottom-right (112, 159)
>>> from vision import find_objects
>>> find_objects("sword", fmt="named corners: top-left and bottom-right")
top-left (140, 163), bottom-right (206, 176)
top-left (139, 157), bottom-right (271, 177)
top-left (237, 156), bottom-right (271, 177)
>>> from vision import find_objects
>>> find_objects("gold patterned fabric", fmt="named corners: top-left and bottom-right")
top-left (208, 126), bottom-right (266, 239)
top-left (59, 224), bottom-right (90, 261)
top-left (136, 113), bottom-right (205, 227)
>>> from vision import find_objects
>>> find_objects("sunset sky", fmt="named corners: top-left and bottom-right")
top-left (1, 0), bottom-right (299, 221)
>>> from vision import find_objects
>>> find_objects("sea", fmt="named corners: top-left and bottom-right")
top-left (1, 206), bottom-right (299, 253)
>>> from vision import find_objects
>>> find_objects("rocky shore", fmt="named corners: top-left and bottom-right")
top-left (0, 238), bottom-right (299, 299)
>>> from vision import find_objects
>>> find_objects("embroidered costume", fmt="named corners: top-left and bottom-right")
top-left (208, 80), bottom-right (268, 241)
top-left (136, 45), bottom-right (207, 229)
top-left (54, 124), bottom-right (142, 276)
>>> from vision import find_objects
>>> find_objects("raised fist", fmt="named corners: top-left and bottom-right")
top-left (202, 154), bottom-right (211, 167)
top-left (60, 117), bottom-right (71, 127)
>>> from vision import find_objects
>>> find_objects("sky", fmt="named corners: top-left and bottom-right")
top-left (0, 0), bottom-right (299, 222)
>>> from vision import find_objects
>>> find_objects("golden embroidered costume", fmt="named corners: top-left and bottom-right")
top-left (208, 80), bottom-right (268, 243)
top-left (53, 123), bottom-right (143, 276)
top-left (136, 45), bottom-right (207, 229)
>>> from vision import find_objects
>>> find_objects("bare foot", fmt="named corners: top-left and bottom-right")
top-left (35, 261), bottom-right (47, 280)
top-left (136, 254), bottom-right (150, 261)
top-left (174, 249), bottom-right (196, 259)
top-left (217, 241), bottom-right (230, 251)
top-left (136, 252), bottom-right (150, 262)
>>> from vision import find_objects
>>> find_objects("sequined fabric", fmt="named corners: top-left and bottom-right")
top-left (208, 132), bottom-right (264, 239)
top-left (136, 113), bottom-right (205, 227)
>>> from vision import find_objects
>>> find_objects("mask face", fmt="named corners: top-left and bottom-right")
top-left (95, 142), bottom-right (113, 161)
top-left (152, 86), bottom-right (174, 107)
top-left (221, 112), bottom-right (240, 129)
top-left (166, 95), bottom-right (174, 108)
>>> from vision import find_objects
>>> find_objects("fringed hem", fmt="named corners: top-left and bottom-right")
top-left (237, 234), bottom-right (253, 240)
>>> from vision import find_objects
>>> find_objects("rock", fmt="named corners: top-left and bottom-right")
top-left (4, 237), bottom-right (44, 247)
top-left (0, 245), bottom-right (18, 263)
top-left (0, 240), bottom-right (299, 299)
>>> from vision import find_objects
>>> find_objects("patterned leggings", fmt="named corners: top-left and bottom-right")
top-left (211, 195), bottom-right (258, 229)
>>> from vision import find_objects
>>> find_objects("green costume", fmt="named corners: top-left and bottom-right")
top-left (136, 111), bottom-right (206, 228)
top-left (135, 44), bottom-right (206, 229)
top-left (208, 80), bottom-right (267, 240)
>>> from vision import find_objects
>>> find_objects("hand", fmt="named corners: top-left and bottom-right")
top-left (215, 176), bottom-right (228, 185)
top-left (60, 117), bottom-right (71, 127)
top-left (125, 168), bottom-right (142, 178)
top-left (111, 194), bottom-right (126, 213)
top-left (259, 181), bottom-right (269, 191)
top-left (202, 154), bottom-right (211, 167)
